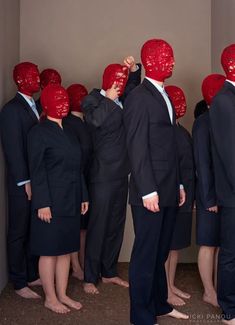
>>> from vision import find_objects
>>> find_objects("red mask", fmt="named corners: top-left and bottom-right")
top-left (165, 85), bottom-right (187, 119)
top-left (67, 84), bottom-right (88, 113)
top-left (201, 74), bottom-right (226, 106)
top-left (102, 64), bottom-right (129, 96)
top-left (221, 44), bottom-right (235, 81)
top-left (141, 39), bottom-right (175, 82)
top-left (13, 62), bottom-right (40, 96)
top-left (40, 85), bottom-right (69, 119)
top-left (40, 68), bottom-right (62, 89)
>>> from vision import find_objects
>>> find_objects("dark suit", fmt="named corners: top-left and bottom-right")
top-left (210, 81), bottom-right (235, 320)
top-left (192, 111), bottom-right (220, 247)
top-left (0, 93), bottom-right (40, 290)
top-left (124, 79), bottom-right (180, 325)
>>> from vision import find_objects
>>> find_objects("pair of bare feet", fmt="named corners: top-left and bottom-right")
top-left (83, 276), bottom-right (129, 294)
top-left (45, 295), bottom-right (82, 314)
top-left (15, 278), bottom-right (42, 299)
top-left (167, 286), bottom-right (191, 306)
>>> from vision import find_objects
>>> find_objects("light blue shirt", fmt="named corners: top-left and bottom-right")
top-left (100, 89), bottom-right (123, 109)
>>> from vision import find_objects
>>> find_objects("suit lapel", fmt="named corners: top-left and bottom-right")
top-left (16, 93), bottom-right (39, 123)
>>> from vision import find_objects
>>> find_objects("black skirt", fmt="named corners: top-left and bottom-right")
top-left (196, 209), bottom-right (221, 247)
top-left (170, 211), bottom-right (193, 250)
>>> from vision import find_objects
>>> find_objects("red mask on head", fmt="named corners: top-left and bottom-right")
top-left (201, 74), bottom-right (226, 106)
top-left (67, 84), bottom-right (88, 113)
top-left (40, 85), bottom-right (69, 119)
top-left (13, 62), bottom-right (40, 96)
top-left (165, 85), bottom-right (187, 119)
top-left (221, 44), bottom-right (235, 81)
top-left (141, 39), bottom-right (175, 82)
top-left (40, 68), bottom-right (62, 89)
top-left (102, 64), bottom-right (129, 96)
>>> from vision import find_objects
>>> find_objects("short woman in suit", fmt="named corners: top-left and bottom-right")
top-left (28, 85), bottom-right (89, 314)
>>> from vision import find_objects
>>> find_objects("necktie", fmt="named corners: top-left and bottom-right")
top-left (114, 98), bottom-right (123, 109)
top-left (30, 99), bottom-right (40, 119)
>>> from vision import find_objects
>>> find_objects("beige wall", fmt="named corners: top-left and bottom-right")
top-left (0, 0), bottom-right (20, 292)
top-left (20, 0), bottom-right (211, 263)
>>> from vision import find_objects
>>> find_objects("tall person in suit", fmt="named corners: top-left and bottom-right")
top-left (82, 56), bottom-right (141, 294)
top-left (210, 45), bottom-right (235, 325)
top-left (0, 62), bottom-right (41, 298)
top-left (164, 86), bottom-right (195, 307)
top-left (193, 74), bottom-right (225, 308)
top-left (124, 39), bottom-right (188, 325)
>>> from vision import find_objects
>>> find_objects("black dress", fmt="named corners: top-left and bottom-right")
top-left (63, 114), bottom-right (92, 229)
top-left (28, 119), bottom-right (88, 256)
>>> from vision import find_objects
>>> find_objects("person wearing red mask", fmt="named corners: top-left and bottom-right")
top-left (210, 45), bottom-right (235, 324)
top-left (27, 84), bottom-right (89, 314)
top-left (63, 84), bottom-right (92, 281)
top-left (123, 40), bottom-right (188, 325)
top-left (82, 56), bottom-right (141, 294)
top-left (0, 62), bottom-right (41, 299)
top-left (193, 74), bottom-right (225, 309)
top-left (164, 86), bottom-right (195, 307)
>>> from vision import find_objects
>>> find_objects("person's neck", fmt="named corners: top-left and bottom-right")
top-left (71, 111), bottom-right (84, 120)
top-left (146, 77), bottom-right (164, 87)
top-left (47, 116), bottom-right (63, 128)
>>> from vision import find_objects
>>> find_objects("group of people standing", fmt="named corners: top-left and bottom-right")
top-left (1, 38), bottom-right (235, 325)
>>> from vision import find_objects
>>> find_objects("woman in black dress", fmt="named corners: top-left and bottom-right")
top-left (28, 85), bottom-right (88, 314)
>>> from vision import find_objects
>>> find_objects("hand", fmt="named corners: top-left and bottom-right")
top-left (207, 205), bottom-right (218, 213)
top-left (38, 207), bottom-right (52, 223)
top-left (106, 82), bottom-right (120, 100)
top-left (81, 202), bottom-right (89, 215)
top-left (179, 189), bottom-right (186, 207)
top-left (123, 56), bottom-right (137, 72)
top-left (143, 194), bottom-right (160, 213)
top-left (25, 182), bottom-right (32, 201)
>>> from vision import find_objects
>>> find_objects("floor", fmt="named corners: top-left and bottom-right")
top-left (0, 263), bottom-right (223, 325)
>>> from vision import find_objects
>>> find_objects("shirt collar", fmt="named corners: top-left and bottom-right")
top-left (145, 77), bottom-right (165, 93)
top-left (226, 79), bottom-right (235, 87)
top-left (100, 89), bottom-right (106, 97)
top-left (18, 91), bottom-right (34, 107)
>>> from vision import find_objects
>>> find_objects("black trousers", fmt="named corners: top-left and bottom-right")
top-left (218, 207), bottom-right (235, 320)
top-left (129, 206), bottom-right (176, 325)
top-left (84, 178), bottom-right (128, 284)
top-left (8, 194), bottom-right (38, 290)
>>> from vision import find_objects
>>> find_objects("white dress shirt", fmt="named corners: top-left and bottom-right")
top-left (100, 89), bottom-right (123, 108)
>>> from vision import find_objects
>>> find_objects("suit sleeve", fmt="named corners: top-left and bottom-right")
top-left (27, 128), bottom-right (52, 209)
top-left (192, 119), bottom-right (216, 208)
top-left (120, 64), bottom-right (142, 103)
top-left (0, 107), bottom-right (29, 184)
top-left (124, 94), bottom-right (157, 197)
top-left (82, 95), bottom-right (117, 128)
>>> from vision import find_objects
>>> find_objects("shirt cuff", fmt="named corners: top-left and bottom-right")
top-left (142, 191), bottom-right (158, 199)
top-left (17, 180), bottom-right (30, 186)
top-left (179, 184), bottom-right (184, 190)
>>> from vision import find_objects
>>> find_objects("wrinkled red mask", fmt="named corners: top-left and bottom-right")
top-left (67, 84), bottom-right (88, 113)
top-left (13, 62), bottom-right (40, 96)
top-left (221, 44), bottom-right (235, 81)
top-left (165, 85), bottom-right (187, 119)
top-left (141, 39), bottom-right (175, 82)
top-left (201, 74), bottom-right (226, 106)
top-left (40, 68), bottom-right (62, 89)
top-left (102, 64), bottom-right (129, 96)
top-left (40, 84), bottom-right (69, 119)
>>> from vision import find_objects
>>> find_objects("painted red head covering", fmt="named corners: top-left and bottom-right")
top-left (165, 85), bottom-right (187, 119)
top-left (40, 68), bottom-right (62, 89)
top-left (102, 64), bottom-right (129, 96)
top-left (67, 84), bottom-right (88, 113)
top-left (201, 74), bottom-right (226, 106)
top-left (221, 44), bottom-right (235, 81)
top-left (141, 39), bottom-right (175, 82)
top-left (13, 62), bottom-right (40, 96)
top-left (40, 84), bottom-right (69, 119)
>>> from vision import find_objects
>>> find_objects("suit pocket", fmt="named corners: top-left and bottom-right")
top-left (152, 160), bottom-right (168, 170)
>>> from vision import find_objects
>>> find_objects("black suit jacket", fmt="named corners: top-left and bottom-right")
top-left (124, 78), bottom-right (180, 207)
top-left (210, 81), bottom-right (235, 207)
top-left (0, 93), bottom-right (40, 195)
top-left (177, 123), bottom-right (195, 212)
top-left (27, 119), bottom-right (88, 217)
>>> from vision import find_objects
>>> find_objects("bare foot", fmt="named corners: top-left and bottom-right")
top-left (15, 287), bottom-right (41, 299)
top-left (45, 299), bottom-right (70, 314)
top-left (222, 319), bottom-right (235, 325)
top-left (58, 295), bottom-right (82, 310)
top-left (83, 282), bottom-right (99, 294)
top-left (162, 309), bottom-right (189, 320)
top-left (203, 292), bottom-right (219, 307)
top-left (167, 293), bottom-right (186, 306)
top-left (171, 286), bottom-right (191, 299)
top-left (102, 276), bottom-right (129, 288)
top-left (28, 278), bottom-right (42, 287)
top-left (72, 270), bottom-right (84, 281)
